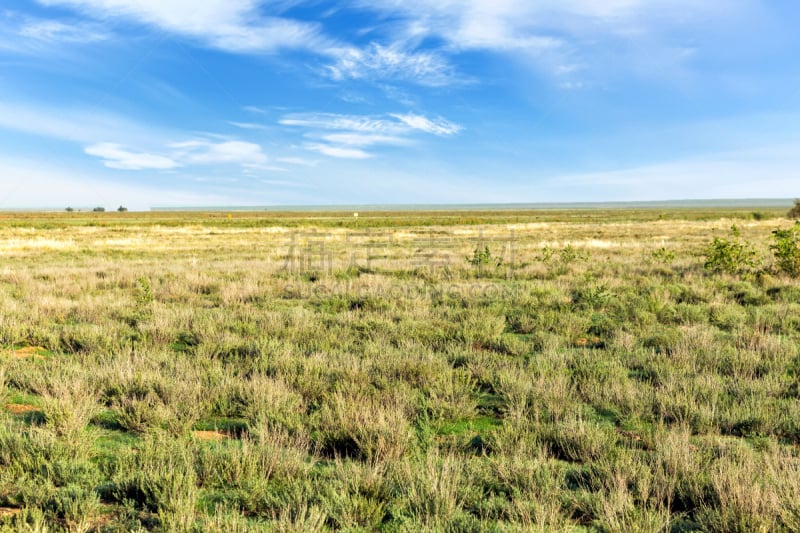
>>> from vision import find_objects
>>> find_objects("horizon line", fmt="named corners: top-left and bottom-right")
top-left (0, 198), bottom-right (795, 213)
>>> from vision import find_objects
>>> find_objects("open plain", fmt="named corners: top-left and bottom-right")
top-left (0, 207), bottom-right (799, 532)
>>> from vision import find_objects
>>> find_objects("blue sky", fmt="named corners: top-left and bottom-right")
top-left (0, 0), bottom-right (798, 209)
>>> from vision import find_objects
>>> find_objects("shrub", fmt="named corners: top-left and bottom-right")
top-left (770, 222), bottom-right (800, 278)
top-left (107, 432), bottom-right (199, 528)
top-left (40, 381), bottom-right (99, 438)
top-left (92, 207), bottom-right (105, 212)
top-left (467, 245), bottom-right (501, 268)
top-left (652, 247), bottom-right (675, 264)
top-left (560, 244), bottom-right (587, 264)
top-left (65, 207), bottom-right (74, 212)
top-left (134, 277), bottom-right (154, 307)
top-left (788, 199), bottom-right (800, 220)
top-left (117, 206), bottom-right (128, 212)
top-left (571, 284), bottom-right (612, 310)
top-left (704, 225), bottom-right (759, 275)
top-left (315, 391), bottom-right (414, 462)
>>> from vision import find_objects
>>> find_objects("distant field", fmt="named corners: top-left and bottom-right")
top-left (0, 208), bottom-right (798, 531)
top-left (0, 205), bottom-right (790, 227)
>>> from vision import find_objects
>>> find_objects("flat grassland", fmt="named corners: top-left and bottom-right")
top-left (0, 208), bottom-right (798, 532)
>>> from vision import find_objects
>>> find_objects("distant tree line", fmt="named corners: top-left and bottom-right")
top-left (65, 206), bottom-right (128, 212)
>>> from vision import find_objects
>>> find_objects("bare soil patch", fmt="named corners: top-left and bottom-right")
top-left (1, 346), bottom-right (46, 360)
top-left (0, 507), bottom-right (21, 518)
top-left (191, 430), bottom-right (228, 442)
top-left (5, 404), bottom-right (41, 415)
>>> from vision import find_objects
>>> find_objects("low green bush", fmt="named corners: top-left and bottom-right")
top-left (704, 225), bottom-right (759, 275)
top-left (771, 222), bottom-right (800, 277)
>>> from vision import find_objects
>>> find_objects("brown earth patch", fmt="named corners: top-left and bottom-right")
top-left (0, 507), bottom-right (21, 518)
top-left (1, 346), bottom-right (46, 360)
top-left (5, 404), bottom-right (41, 415)
top-left (192, 430), bottom-right (228, 442)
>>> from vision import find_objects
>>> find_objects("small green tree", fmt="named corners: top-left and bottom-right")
top-left (118, 206), bottom-right (128, 212)
top-left (704, 225), bottom-right (759, 275)
top-left (771, 222), bottom-right (800, 277)
top-left (93, 207), bottom-right (105, 212)
top-left (788, 199), bottom-right (800, 220)
top-left (65, 207), bottom-right (74, 212)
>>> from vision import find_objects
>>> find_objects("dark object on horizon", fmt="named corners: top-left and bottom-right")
top-left (66, 207), bottom-right (74, 212)
top-left (788, 199), bottom-right (800, 220)
top-left (118, 206), bottom-right (128, 212)
top-left (93, 207), bottom-right (106, 212)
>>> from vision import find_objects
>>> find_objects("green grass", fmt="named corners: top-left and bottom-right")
top-left (0, 208), bottom-right (798, 531)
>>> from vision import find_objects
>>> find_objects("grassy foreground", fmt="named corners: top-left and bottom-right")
top-left (0, 208), bottom-right (798, 532)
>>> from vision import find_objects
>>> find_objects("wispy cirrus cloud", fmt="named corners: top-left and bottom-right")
top-left (319, 133), bottom-right (409, 147)
top-left (391, 113), bottom-right (461, 136)
top-left (35, 0), bottom-right (326, 53)
top-left (0, 11), bottom-right (110, 54)
top-left (279, 113), bottom-right (400, 133)
top-left (171, 140), bottom-right (269, 168)
top-left (351, 0), bottom-right (723, 53)
top-left (305, 143), bottom-right (372, 160)
top-left (348, 0), bottom-right (754, 85)
top-left (19, 19), bottom-right (110, 43)
top-left (0, 99), bottom-right (273, 173)
top-left (86, 139), bottom-right (270, 171)
top-left (279, 111), bottom-right (462, 159)
top-left (228, 121), bottom-right (269, 131)
top-left (323, 43), bottom-right (460, 87)
top-left (84, 143), bottom-right (179, 170)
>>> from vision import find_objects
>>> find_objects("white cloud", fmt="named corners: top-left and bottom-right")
top-left (36, 0), bottom-right (325, 53)
top-left (85, 139), bottom-right (269, 171)
top-left (0, 11), bottom-right (110, 54)
top-left (324, 43), bottom-right (458, 86)
top-left (18, 19), bottom-right (109, 43)
top-left (0, 99), bottom-right (271, 174)
top-left (242, 106), bottom-right (268, 115)
top-left (279, 113), bottom-right (401, 133)
top-left (0, 156), bottom-right (234, 210)
top-left (320, 133), bottom-right (409, 147)
top-left (391, 113), bottom-right (462, 136)
top-left (305, 143), bottom-right (373, 159)
top-left (84, 143), bottom-right (179, 170)
top-left (172, 140), bottom-right (269, 168)
top-left (348, 0), bottom-right (749, 84)
top-left (280, 111), bottom-right (461, 159)
top-left (228, 121), bottom-right (269, 131)
top-left (349, 0), bottom-right (563, 53)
